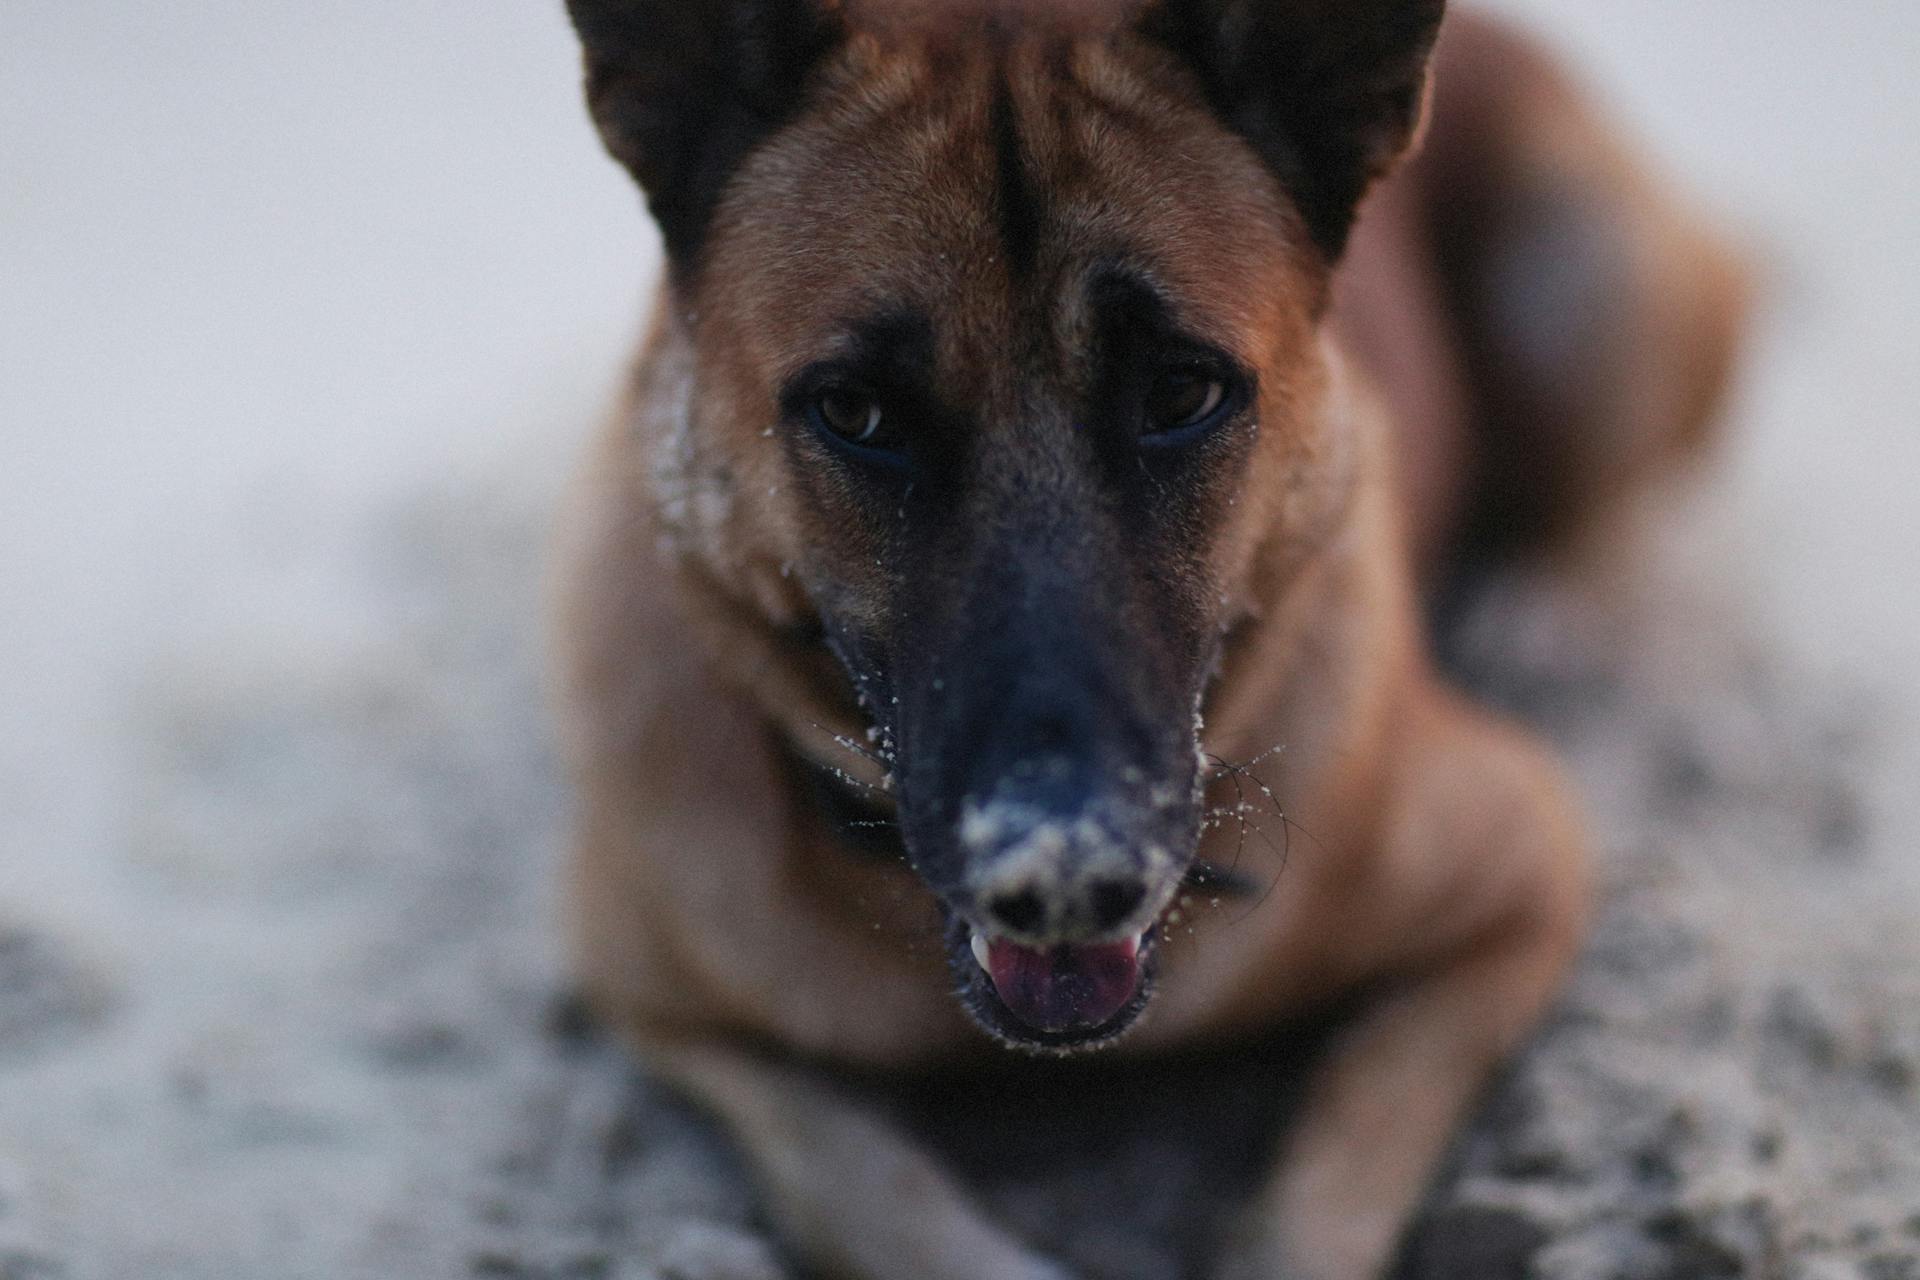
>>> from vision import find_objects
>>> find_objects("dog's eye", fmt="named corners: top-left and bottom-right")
top-left (1143, 371), bottom-right (1227, 436)
top-left (813, 389), bottom-right (885, 445)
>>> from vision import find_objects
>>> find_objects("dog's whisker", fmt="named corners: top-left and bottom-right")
top-left (810, 720), bottom-right (888, 768)
top-left (1202, 741), bottom-right (1288, 780)
top-left (1182, 859), bottom-right (1262, 899)
top-left (1210, 796), bottom-right (1293, 928)
top-left (1205, 754), bottom-right (1260, 901)
top-left (1205, 752), bottom-right (1251, 882)
top-left (819, 762), bottom-right (890, 797)
top-left (1204, 752), bottom-right (1291, 871)
top-left (1190, 749), bottom-right (1309, 930)
top-left (1208, 748), bottom-right (1317, 859)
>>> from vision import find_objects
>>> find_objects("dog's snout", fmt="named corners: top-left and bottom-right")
top-left (892, 543), bottom-right (1201, 951)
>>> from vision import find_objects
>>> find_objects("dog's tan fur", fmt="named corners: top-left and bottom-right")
top-left (554, 6), bottom-right (1747, 1277)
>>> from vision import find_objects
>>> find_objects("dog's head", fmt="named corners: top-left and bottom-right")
top-left (569, 0), bottom-right (1443, 1051)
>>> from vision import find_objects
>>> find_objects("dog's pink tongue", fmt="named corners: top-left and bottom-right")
top-left (984, 936), bottom-right (1141, 1033)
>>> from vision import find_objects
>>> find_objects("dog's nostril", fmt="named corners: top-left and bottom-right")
top-left (988, 890), bottom-right (1048, 935)
top-left (1089, 880), bottom-right (1147, 931)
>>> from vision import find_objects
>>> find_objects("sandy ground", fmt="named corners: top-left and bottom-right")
top-left (3, 2), bottom-right (1919, 1278)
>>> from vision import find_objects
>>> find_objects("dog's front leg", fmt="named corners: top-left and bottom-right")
top-left (642, 1037), bottom-right (1075, 1280)
top-left (1216, 699), bottom-right (1591, 1280)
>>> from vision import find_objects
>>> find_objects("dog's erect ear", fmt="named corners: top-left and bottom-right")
top-left (566, 0), bottom-right (843, 267)
top-left (1142, 0), bottom-right (1445, 258)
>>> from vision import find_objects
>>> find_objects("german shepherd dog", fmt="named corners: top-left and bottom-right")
top-left (554, 2), bottom-right (1748, 1276)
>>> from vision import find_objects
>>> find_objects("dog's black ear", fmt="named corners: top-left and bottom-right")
top-left (566, 0), bottom-right (843, 267)
top-left (1142, 0), bottom-right (1445, 258)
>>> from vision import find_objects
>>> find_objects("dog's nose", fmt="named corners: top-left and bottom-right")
top-left (960, 780), bottom-right (1170, 943)
top-left (980, 881), bottom-right (1144, 936)
top-left (977, 865), bottom-right (1155, 941)
top-left (980, 876), bottom-right (1148, 939)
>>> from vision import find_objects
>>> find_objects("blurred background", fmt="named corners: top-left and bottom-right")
top-left (3, 2), bottom-right (1918, 1277)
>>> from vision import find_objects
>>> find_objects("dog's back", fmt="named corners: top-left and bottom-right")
top-left (1339, 11), bottom-right (1749, 583)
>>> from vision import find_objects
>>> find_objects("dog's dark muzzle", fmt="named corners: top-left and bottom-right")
top-left (884, 539), bottom-right (1203, 1043)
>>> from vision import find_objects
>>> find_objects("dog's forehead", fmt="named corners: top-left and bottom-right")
top-left (699, 27), bottom-right (1312, 392)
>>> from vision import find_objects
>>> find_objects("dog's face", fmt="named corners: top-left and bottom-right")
top-left (571, 0), bottom-right (1442, 1051)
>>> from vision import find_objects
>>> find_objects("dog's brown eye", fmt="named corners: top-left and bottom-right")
top-left (814, 389), bottom-right (884, 445)
top-left (1144, 371), bottom-right (1226, 434)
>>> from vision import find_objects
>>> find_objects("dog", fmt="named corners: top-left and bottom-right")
top-left (552, 2), bottom-right (1748, 1276)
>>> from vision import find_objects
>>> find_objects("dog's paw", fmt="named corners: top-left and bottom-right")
top-left (655, 1221), bottom-right (790, 1280)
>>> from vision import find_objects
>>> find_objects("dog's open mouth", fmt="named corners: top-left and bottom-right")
top-left (938, 859), bottom-right (1259, 1051)
top-left (975, 929), bottom-right (1147, 1031)
top-left (944, 914), bottom-right (1160, 1052)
